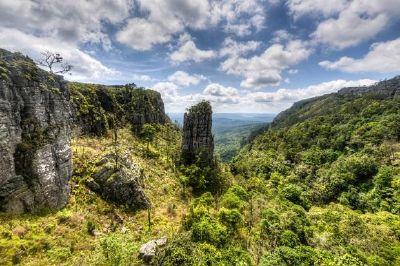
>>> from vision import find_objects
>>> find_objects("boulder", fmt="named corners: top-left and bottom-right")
top-left (139, 237), bottom-right (167, 263)
top-left (86, 154), bottom-right (150, 211)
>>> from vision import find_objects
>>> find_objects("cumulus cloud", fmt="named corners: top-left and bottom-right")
top-left (168, 71), bottom-right (206, 86)
top-left (312, 11), bottom-right (388, 49)
top-left (0, 0), bottom-right (132, 49)
top-left (288, 0), bottom-right (400, 49)
top-left (319, 38), bottom-right (400, 73)
top-left (203, 83), bottom-right (238, 97)
top-left (287, 0), bottom-right (348, 18)
top-left (250, 79), bottom-right (377, 103)
top-left (215, 0), bottom-right (266, 36)
top-left (116, 0), bottom-right (266, 50)
top-left (220, 40), bottom-right (311, 89)
top-left (219, 38), bottom-right (261, 57)
top-left (0, 28), bottom-right (118, 82)
top-left (151, 82), bottom-right (180, 103)
top-left (170, 34), bottom-right (216, 63)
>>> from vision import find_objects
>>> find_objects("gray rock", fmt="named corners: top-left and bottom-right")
top-left (181, 101), bottom-right (214, 166)
top-left (86, 154), bottom-right (150, 211)
top-left (139, 237), bottom-right (167, 263)
top-left (0, 49), bottom-right (72, 213)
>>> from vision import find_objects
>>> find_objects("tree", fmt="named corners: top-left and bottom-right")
top-left (140, 124), bottom-right (158, 156)
top-left (37, 51), bottom-right (72, 74)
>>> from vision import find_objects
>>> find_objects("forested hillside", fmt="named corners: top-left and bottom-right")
top-left (229, 77), bottom-right (400, 265)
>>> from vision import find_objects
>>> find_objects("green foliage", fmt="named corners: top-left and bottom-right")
top-left (179, 163), bottom-right (225, 194)
top-left (218, 207), bottom-right (243, 229)
top-left (191, 215), bottom-right (228, 246)
top-left (260, 245), bottom-right (317, 266)
top-left (100, 233), bottom-right (138, 266)
top-left (187, 100), bottom-right (212, 114)
top-left (279, 230), bottom-right (300, 248)
top-left (86, 219), bottom-right (96, 236)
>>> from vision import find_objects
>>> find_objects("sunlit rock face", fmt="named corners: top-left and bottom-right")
top-left (0, 49), bottom-right (72, 213)
top-left (181, 101), bottom-right (214, 167)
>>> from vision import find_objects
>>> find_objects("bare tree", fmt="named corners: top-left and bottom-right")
top-left (37, 51), bottom-right (72, 74)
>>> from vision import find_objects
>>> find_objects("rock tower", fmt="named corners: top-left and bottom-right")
top-left (181, 101), bottom-right (214, 166)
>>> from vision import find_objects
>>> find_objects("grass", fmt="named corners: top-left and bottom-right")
top-left (0, 126), bottom-right (188, 265)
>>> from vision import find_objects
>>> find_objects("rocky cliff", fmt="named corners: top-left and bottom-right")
top-left (181, 101), bottom-right (214, 166)
top-left (0, 49), bottom-right (72, 213)
top-left (70, 83), bottom-right (169, 136)
top-left (0, 49), bottom-right (169, 214)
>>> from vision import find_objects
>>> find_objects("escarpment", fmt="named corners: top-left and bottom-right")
top-left (0, 49), bottom-right (72, 213)
top-left (70, 83), bottom-right (169, 136)
top-left (0, 49), bottom-right (169, 213)
top-left (181, 101), bottom-right (214, 166)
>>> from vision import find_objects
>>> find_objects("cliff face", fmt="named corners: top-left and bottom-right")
top-left (70, 83), bottom-right (169, 136)
top-left (181, 101), bottom-right (214, 166)
top-left (0, 50), bottom-right (72, 213)
top-left (0, 49), bottom-right (169, 214)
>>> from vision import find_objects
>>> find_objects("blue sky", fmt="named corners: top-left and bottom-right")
top-left (0, 0), bottom-right (399, 113)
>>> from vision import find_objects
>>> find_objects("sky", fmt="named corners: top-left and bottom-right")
top-left (0, 0), bottom-right (399, 113)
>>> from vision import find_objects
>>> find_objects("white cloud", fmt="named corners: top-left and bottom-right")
top-left (131, 74), bottom-right (155, 82)
top-left (271, 30), bottom-right (293, 43)
top-left (312, 11), bottom-right (388, 49)
top-left (250, 79), bottom-right (377, 103)
top-left (0, 0), bottom-right (132, 49)
top-left (203, 83), bottom-right (238, 96)
top-left (320, 38), bottom-right (400, 73)
top-left (0, 28), bottom-right (118, 82)
top-left (219, 38), bottom-right (261, 57)
top-left (220, 40), bottom-right (311, 89)
top-left (287, 0), bottom-right (349, 18)
top-left (170, 34), bottom-right (216, 63)
top-left (151, 82), bottom-right (179, 103)
top-left (116, 0), bottom-right (267, 50)
top-left (289, 0), bottom-right (400, 49)
top-left (168, 71), bottom-right (205, 86)
top-left (116, 18), bottom-right (181, 51)
top-left (213, 0), bottom-right (266, 36)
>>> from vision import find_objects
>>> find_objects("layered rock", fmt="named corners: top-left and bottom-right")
top-left (86, 154), bottom-right (150, 210)
top-left (181, 101), bottom-right (214, 166)
top-left (0, 49), bottom-right (72, 213)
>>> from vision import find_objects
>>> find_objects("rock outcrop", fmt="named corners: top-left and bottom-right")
top-left (70, 83), bottom-right (169, 136)
top-left (181, 101), bottom-right (214, 166)
top-left (139, 237), bottom-right (167, 264)
top-left (0, 49), bottom-right (72, 213)
top-left (86, 154), bottom-right (150, 210)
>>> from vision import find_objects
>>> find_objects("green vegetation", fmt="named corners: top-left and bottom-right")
top-left (69, 82), bottom-right (168, 136)
top-left (214, 123), bottom-right (266, 162)
top-left (229, 81), bottom-right (400, 265)
top-left (1, 70), bottom-right (400, 265)
top-left (0, 125), bottom-right (183, 265)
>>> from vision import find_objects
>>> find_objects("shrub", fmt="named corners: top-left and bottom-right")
top-left (279, 230), bottom-right (300, 248)
top-left (191, 216), bottom-right (228, 246)
top-left (100, 233), bottom-right (138, 266)
top-left (218, 207), bottom-right (243, 230)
